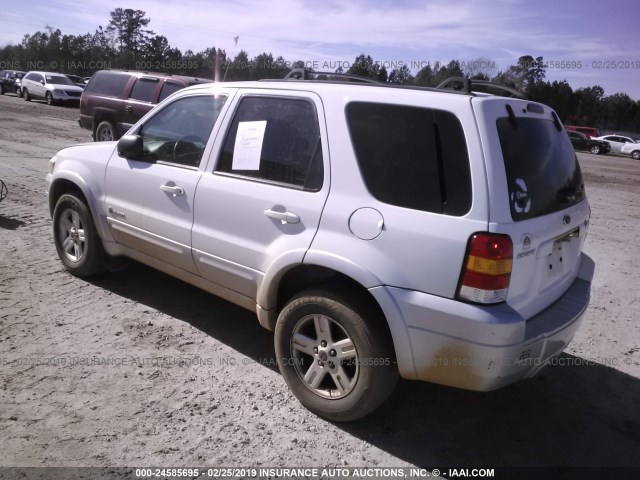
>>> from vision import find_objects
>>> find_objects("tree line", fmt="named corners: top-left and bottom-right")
top-left (1, 8), bottom-right (637, 133)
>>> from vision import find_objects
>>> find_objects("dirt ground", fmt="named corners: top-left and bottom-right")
top-left (0, 93), bottom-right (639, 473)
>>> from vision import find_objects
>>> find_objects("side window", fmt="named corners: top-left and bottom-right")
top-left (84, 72), bottom-right (130, 97)
top-left (346, 102), bottom-right (471, 215)
top-left (158, 82), bottom-right (183, 102)
top-left (216, 96), bottom-right (323, 191)
top-left (129, 78), bottom-right (159, 102)
top-left (138, 95), bottom-right (227, 167)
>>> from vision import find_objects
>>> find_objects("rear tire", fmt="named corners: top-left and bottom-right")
top-left (275, 289), bottom-right (398, 422)
top-left (0, 84), bottom-right (5, 95)
top-left (52, 193), bottom-right (105, 277)
top-left (95, 120), bottom-right (116, 142)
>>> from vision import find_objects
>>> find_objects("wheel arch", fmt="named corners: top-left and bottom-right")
top-left (258, 258), bottom-right (416, 379)
top-left (258, 250), bottom-right (384, 318)
top-left (48, 175), bottom-right (113, 244)
top-left (93, 110), bottom-right (118, 138)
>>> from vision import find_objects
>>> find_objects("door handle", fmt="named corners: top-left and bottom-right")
top-left (125, 105), bottom-right (132, 113)
top-left (264, 208), bottom-right (300, 224)
top-left (160, 184), bottom-right (185, 196)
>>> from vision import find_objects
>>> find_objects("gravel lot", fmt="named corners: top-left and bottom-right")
top-left (0, 93), bottom-right (639, 472)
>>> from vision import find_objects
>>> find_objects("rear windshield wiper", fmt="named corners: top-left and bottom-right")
top-left (505, 104), bottom-right (518, 129)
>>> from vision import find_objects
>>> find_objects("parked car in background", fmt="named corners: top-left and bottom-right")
top-left (566, 131), bottom-right (610, 155)
top-left (65, 74), bottom-right (87, 88)
top-left (565, 125), bottom-right (600, 138)
top-left (0, 69), bottom-right (26, 96)
top-left (621, 141), bottom-right (640, 160)
top-left (592, 134), bottom-right (638, 154)
top-left (79, 70), bottom-right (213, 141)
top-left (21, 71), bottom-right (84, 105)
top-left (47, 74), bottom-right (594, 421)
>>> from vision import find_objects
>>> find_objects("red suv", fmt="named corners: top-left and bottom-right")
top-left (79, 70), bottom-right (213, 141)
top-left (564, 125), bottom-right (600, 138)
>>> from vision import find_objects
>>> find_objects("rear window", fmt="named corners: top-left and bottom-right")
top-left (346, 102), bottom-right (471, 215)
top-left (84, 71), bottom-right (131, 97)
top-left (497, 117), bottom-right (585, 221)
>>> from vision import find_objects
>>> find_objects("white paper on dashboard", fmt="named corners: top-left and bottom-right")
top-left (232, 121), bottom-right (267, 170)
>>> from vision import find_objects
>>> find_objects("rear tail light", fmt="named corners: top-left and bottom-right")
top-left (457, 233), bottom-right (513, 304)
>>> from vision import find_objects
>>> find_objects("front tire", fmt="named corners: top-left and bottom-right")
top-left (24, 89), bottom-right (31, 101)
top-left (632, 150), bottom-right (640, 160)
top-left (590, 145), bottom-right (600, 154)
top-left (275, 289), bottom-right (398, 422)
top-left (45, 91), bottom-right (54, 105)
top-left (52, 193), bottom-right (105, 277)
top-left (95, 120), bottom-right (116, 142)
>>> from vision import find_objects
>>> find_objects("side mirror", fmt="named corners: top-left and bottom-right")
top-left (117, 135), bottom-right (143, 158)
top-left (40, 80), bottom-right (45, 85)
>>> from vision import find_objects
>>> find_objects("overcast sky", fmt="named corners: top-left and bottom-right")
top-left (1, 0), bottom-right (639, 99)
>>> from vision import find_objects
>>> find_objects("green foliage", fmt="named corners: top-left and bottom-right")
top-left (106, 8), bottom-right (154, 64)
top-left (413, 60), bottom-right (463, 87)
top-left (347, 54), bottom-right (381, 79)
top-left (388, 64), bottom-right (412, 84)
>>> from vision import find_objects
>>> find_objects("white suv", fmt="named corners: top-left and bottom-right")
top-left (45, 73), bottom-right (594, 421)
top-left (21, 71), bottom-right (84, 105)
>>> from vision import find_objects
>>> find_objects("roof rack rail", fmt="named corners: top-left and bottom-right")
top-left (283, 68), bottom-right (382, 84)
top-left (436, 77), bottom-right (528, 99)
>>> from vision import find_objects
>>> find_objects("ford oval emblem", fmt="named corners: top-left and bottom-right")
top-left (563, 215), bottom-right (571, 225)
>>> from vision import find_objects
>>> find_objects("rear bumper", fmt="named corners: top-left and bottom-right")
top-left (370, 253), bottom-right (594, 391)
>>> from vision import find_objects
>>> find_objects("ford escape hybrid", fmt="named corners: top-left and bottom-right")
top-left (46, 72), bottom-right (594, 421)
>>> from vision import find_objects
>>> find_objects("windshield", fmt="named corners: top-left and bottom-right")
top-left (46, 75), bottom-right (75, 86)
top-left (497, 117), bottom-right (585, 221)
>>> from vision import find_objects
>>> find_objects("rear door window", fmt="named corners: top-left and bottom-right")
top-left (497, 117), bottom-right (585, 221)
top-left (216, 96), bottom-right (324, 191)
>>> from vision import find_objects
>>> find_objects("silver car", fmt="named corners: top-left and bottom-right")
top-left (45, 75), bottom-right (594, 421)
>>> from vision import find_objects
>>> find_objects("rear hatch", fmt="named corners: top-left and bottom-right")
top-left (472, 97), bottom-right (590, 319)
